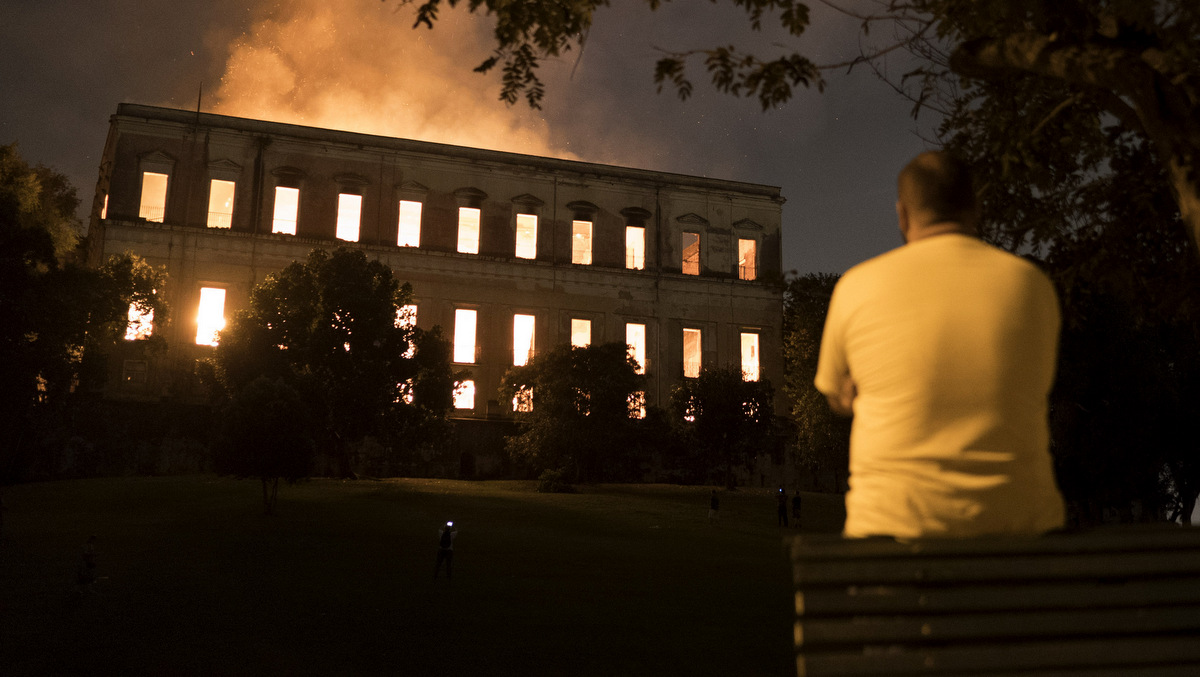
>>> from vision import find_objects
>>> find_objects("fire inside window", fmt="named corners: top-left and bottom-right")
top-left (457, 207), bottom-right (480, 254)
top-left (628, 391), bottom-right (646, 419)
top-left (513, 386), bottom-right (533, 412)
top-left (625, 226), bottom-right (645, 270)
top-left (570, 318), bottom-right (591, 348)
top-left (683, 327), bottom-right (702, 378)
top-left (741, 332), bottom-right (760, 381)
top-left (515, 214), bottom-right (537, 259)
top-left (626, 323), bottom-right (646, 375)
top-left (272, 186), bottom-right (299, 235)
top-left (453, 308), bottom-right (477, 364)
top-left (453, 380), bottom-right (476, 410)
top-left (397, 200), bottom-right (422, 247)
top-left (124, 303), bottom-right (154, 341)
top-left (206, 179), bottom-right (235, 229)
top-left (513, 314), bottom-right (535, 366)
top-left (682, 232), bottom-right (700, 275)
top-left (396, 304), bottom-right (417, 358)
top-left (738, 238), bottom-right (757, 281)
top-left (571, 220), bottom-right (592, 265)
top-left (138, 172), bottom-right (168, 222)
top-left (336, 193), bottom-right (362, 242)
top-left (195, 287), bottom-right (227, 346)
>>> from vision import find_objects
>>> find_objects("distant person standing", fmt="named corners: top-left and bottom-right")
top-left (791, 491), bottom-right (802, 529)
top-left (708, 490), bottom-right (720, 524)
top-left (433, 521), bottom-right (457, 580)
top-left (776, 487), bottom-right (788, 527)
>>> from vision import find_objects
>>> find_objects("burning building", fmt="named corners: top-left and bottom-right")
top-left (87, 103), bottom-right (786, 473)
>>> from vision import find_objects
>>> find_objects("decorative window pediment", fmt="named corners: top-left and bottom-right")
top-left (139, 150), bottom-right (175, 173)
top-left (566, 200), bottom-right (599, 218)
top-left (453, 187), bottom-right (488, 208)
top-left (733, 218), bottom-right (764, 231)
top-left (335, 173), bottom-right (371, 192)
top-left (270, 166), bottom-right (306, 187)
top-left (511, 193), bottom-right (545, 211)
top-left (675, 212), bottom-right (710, 228)
top-left (396, 180), bottom-right (430, 200)
top-left (207, 158), bottom-right (241, 179)
top-left (621, 207), bottom-right (652, 224)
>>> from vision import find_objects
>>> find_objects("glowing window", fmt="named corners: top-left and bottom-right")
top-left (625, 226), bottom-right (645, 270)
top-left (457, 207), bottom-right (480, 254)
top-left (683, 328), bottom-right (702, 378)
top-left (513, 386), bottom-right (533, 412)
top-left (626, 323), bottom-right (646, 375)
top-left (101, 194), bottom-right (108, 220)
top-left (453, 380), bottom-right (475, 410)
top-left (195, 287), bottom-right (227, 346)
top-left (628, 391), bottom-right (646, 419)
top-left (124, 304), bottom-right (154, 341)
top-left (571, 220), bottom-right (592, 265)
top-left (453, 308), bottom-right (477, 364)
top-left (336, 193), bottom-right (362, 242)
top-left (138, 172), bottom-right (168, 222)
top-left (513, 314), bottom-right (535, 366)
top-left (207, 179), bottom-right (235, 228)
top-left (397, 200), bottom-right (422, 247)
top-left (741, 332), bottom-right (760, 382)
top-left (397, 304), bottom-right (417, 358)
top-left (272, 186), bottom-right (299, 235)
top-left (738, 239), bottom-right (757, 280)
top-left (571, 318), bottom-right (591, 348)
top-left (516, 214), bottom-right (537, 259)
top-left (398, 379), bottom-right (415, 404)
top-left (682, 231), bottom-right (700, 275)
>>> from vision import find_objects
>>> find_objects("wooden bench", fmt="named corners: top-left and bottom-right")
top-left (789, 527), bottom-right (1200, 676)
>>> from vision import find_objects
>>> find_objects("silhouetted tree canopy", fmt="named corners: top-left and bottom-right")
top-left (499, 342), bottom-right (647, 483)
top-left (670, 366), bottom-right (778, 490)
top-left (783, 273), bottom-right (850, 492)
top-left (404, 0), bottom-right (1200, 256)
top-left (210, 247), bottom-right (455, 477)
top-left (214, 376), bottom-right (315, 514)
top-left (0, 143), bottom-right (168, 481)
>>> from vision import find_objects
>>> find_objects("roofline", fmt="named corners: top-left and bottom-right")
top-left (113, 103), bottom-right (784, 201)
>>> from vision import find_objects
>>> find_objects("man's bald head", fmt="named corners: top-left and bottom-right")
top-left (897, 152), bottom-right (979, 235)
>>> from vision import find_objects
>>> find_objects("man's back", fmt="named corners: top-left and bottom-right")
top-left (816, 234), bottom-right (1065, 538)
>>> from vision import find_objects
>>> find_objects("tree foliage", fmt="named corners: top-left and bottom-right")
top-left (0, 144), bottom-right (168, 481)
top-left (670, 367), bottom-right (778, 490)
top-left (403, 0), bottom-right (1200, 255)
top-left (499, 342), bottom-right (647, 483)
top-left (210, 247), bottom-right (455, 477)
top-left (783, 273), bottom-right (850, 491)
top-left (213, 377), bottom-right (315, 514)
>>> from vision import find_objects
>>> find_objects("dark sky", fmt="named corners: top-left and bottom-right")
top-left (0, 0), bottom-right (938, 275)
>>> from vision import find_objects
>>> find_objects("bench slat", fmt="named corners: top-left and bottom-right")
top-left (796, 576), bottom-right (1200, 616)
top-left (794, 550), bottom-right (1200, 587)
top-left (795, 604), bottom-right (1200, 647)
top-left (797, 635), bottom-right (1200, 676)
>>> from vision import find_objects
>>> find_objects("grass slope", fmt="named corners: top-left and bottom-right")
top-left (1, 477), bottom-right (845, 676)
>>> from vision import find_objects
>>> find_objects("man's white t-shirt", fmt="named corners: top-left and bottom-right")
top-left (815, 234), bottom-right (1065, 539)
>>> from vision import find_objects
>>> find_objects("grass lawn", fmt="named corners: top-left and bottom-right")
top-left (0, 477), bottom-right (845, 676)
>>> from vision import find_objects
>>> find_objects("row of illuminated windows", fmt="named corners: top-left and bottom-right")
top-left (132, 173), bottom-right (757, 280)
top-left (127, 288), bottom-right (761, 410)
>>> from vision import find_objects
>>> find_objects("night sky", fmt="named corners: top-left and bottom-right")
top-left (1, 0), bottom-right (938, 275)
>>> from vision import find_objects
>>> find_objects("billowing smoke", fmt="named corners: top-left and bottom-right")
top-left (212, 0), bottom-right (576, 159)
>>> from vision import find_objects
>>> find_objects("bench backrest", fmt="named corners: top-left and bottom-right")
top-left (789, 527), bottom-right (1200, 676)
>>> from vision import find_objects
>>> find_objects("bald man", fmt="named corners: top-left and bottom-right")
top-left (815, 151), bottom-right (1065, 539)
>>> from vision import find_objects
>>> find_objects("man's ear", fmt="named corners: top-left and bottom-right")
top-left (896, 201), bottom-right (911, 243)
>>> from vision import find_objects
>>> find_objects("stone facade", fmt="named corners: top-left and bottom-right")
top-left (87, 104), bottom-right (786, 432)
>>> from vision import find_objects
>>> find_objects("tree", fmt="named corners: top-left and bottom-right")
top-left (670, 367), bottom-right (778, 490)
top-left (783, 273), bottom-right (850, 492)
top-left (403, 1), bottom-right (1200, 257)
top-left (214, 377), bottom-right (315, 514)
top-left (0, 143), bottom-right (168, 481)
top-left (210, 247), bottom-right (455, 477)
top-left (498, 342), bottom-right (647, 483)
